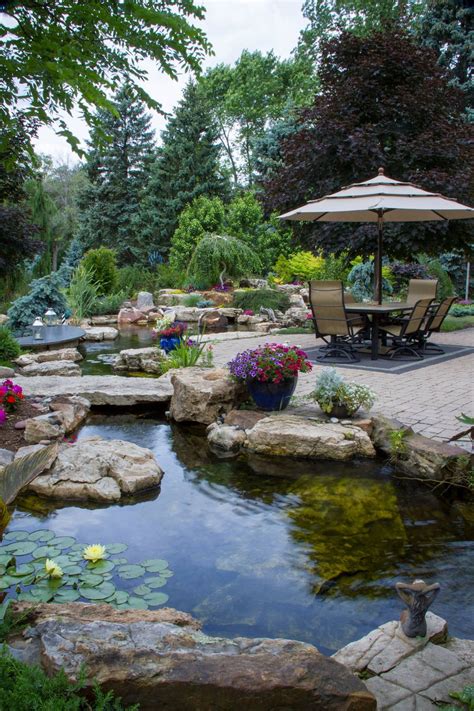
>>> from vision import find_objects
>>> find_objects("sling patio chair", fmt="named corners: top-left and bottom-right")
top-left (309, 280), bottom-right (366, 362)
top-left (378, 298), bottom-right (433, 360)
top-left (406, 278), bottom-right (438, 304)
top-left (417, 296), bottom-right (457, 353)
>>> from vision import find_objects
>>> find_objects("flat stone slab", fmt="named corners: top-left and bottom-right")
top-left (14, 375), bottom-right (173, 406)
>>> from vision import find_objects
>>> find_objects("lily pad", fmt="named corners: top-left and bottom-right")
top-left (160, 570), bottom-right (174, 578)
top-left (0, 554), bottom-right (13, 567)
top-left (3, 541), bottom-right (37, 556)
top-left (127, 596), bottom-right (149, 610)
top-left (114, 591), bottom-right (129, 605)
top-left (51, 536), bottom-right (76, 549)
top-left (28, 530), bottom-right (55, 542)
top-left (79, 573), bottom-right (104, 587)
top-left (86, 560), bottom-right (115, 574)
top-left (132, 584), bottom-right (151, 596)
top-left (53, 589), bottom-right (80, 603)
top-left (62, 565), bottom-right (83, 575)
top-left (106, 543), bottom-right (127, 554)
top-left (16, 592), bottom-right (39, 603)
top-left (141, 559), bottom-right (169, 572)
top-left (8, 563), bottom-right (35, 577)
top-left (79, 582), bottom-right (116, 600)
top-left (3, 530), bottom-right (29, 541)
top-left (145, 577), bottom-right (167, 589)
top-left (29, 587), bottom-right (55, 602)
top-left (0, 575), bottom-right (17, 590)
top-left (32, 546), bottom-right (62, 559)
top-left (111, 557), bottom-right (128, 565)
top-left (117, 564), bottom-right (145, 580)
top-left (144, 592), bottom-right (169, 606)
top-left (70, 543), bottom-right (87, 552)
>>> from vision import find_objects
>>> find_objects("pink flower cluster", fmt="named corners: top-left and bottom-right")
top-left (228, 343), bottom-right (312, 384)
top-left (0, 378), bottom-right (24, 425)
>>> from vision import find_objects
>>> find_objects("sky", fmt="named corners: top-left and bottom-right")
top-left (34, 0), bottom-right (306, 161)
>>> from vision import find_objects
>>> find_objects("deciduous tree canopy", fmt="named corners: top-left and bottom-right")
top-left (262, 27), bottom-right (474, 259)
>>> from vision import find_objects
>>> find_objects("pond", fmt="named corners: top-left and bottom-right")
top-left (4, 413), bottom-right (473, 655)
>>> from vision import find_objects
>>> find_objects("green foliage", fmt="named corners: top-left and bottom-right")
top-left (81, 248), bottom-right (118, 296)
top-left (77, 85), bottom-right (156, 263)
top-left (253, 214), bottom-right (294, 273)
top-left (161, 337), bottom-right (214, 372)
top-left (347, 261), bottom-right (393, 301)
top-left (154, 263), bottom-right (186, 290)
top-left (198, 49), bottom-right (315, 185)
top-left (424, 258), bottom-right (455, 300)
top-left (182, 294), bottom-right (203, 307)
top-left (441, 315), bottom-right (474, 332)
top-left (116, 266), bottom-right (157, 297)
top-left (66, 266), bottom-right (99, 322)
top-left (450, 304), bottom-right (474, 317)
top-left (226, 193), bottom-right (264, 240)
top-left (187, 235), bottom-right (261, 288)
top-left (7, 273), bottom-right (68, 335)
top-left (389, 429), bottom-right (410, 458)
top-left (440, 683), bottom-right (474, 710)
top-left (274, 251), bottom-right (325, 282)
top-left (0, 0), bottom-right (210, 159)
top-left (138, 81), bottom-right (229, 254)
top-left (0, 327), bottom-right (21, 362)
top-left (57, 238), bottom-right (85, 287)
top-left (310, 368), bottom-right (376, 415)
top-left (169, 196), bottom-right (226, 271)
top-left (91, 293), bottom-right (126, 317)
top-left (0, 648), bottom-right (137, 710)
top-left (233, 289), bottom-right (290, 313)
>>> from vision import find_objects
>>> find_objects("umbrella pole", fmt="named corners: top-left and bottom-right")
top-left (374, 215), bottom-right (383, 304)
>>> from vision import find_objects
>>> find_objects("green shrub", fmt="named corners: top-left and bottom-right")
top-left (347, 260), bottom-right (393, 301)
top-left (7, 273), bottom-right (68, 335)
top-left (91, 291), bottom-right (126, 316)
top-left (421, 257), bottom-right (454, 301)
top-left (154, 263), bottom-right (186, 290)
top-left (450, 303), bottom-right (474, 317)
top-left (116, 265), bottom-right (157, 297)
top-left (182, 293), bottom-right (202, 307)
top-left (0, 326), bottom-right (21, 361)
top-left (169, 196), bottom-right (226, 271)
top-left (187, 234), bottom-right (262, 289)
top-left (233, 289), bottom-right (290, 313)
top-left (273, 251), bottom-right (325, 282)
top-left (0, 646), bottom-right (137, 710)
top-left (81, 247), bottom-right (118, 296)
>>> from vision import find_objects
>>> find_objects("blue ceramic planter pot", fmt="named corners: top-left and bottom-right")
top-left (247, 376), bottom-right (297, 412)
top-left (160, 336), bottom-right (180, 353)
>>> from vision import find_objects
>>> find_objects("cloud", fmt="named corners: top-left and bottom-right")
top-left (34, 0), bottom-right (305, 160)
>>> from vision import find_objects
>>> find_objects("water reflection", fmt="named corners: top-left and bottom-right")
top-left (7, 414), bottom-right (473, 653)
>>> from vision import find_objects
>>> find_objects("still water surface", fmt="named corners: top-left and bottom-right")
top-left (9, 414), bottom-right (473, 654)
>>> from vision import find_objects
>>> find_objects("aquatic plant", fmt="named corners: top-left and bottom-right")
top-left (0, 529), bottom-right (173, 610)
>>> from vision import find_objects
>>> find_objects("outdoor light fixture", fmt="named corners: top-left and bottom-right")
top-left (32, 317), bottom-right (44, 340)
top-left (44, 308), bottom-right (58, 326)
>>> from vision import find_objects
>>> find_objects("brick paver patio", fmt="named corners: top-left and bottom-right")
top-left (212, 328), bottom-right (474, 447)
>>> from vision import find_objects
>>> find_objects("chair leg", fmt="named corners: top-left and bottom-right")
top-left (316, 344), bottom-right (360, 363)
top-left (385, 342), bottom-right (424, 360)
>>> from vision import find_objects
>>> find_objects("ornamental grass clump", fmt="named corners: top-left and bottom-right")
top-left (311, 368), bottom-right (375, 416)
top-left (228, 343), bottom-right (312, 384)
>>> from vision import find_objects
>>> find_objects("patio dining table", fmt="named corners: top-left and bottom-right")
top-left (345, 302), bottom-right (414, 360)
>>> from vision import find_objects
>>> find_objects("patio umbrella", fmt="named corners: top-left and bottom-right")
top-left (279, 168), bottom-right (474, 304)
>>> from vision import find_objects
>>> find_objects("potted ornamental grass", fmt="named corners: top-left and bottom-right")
top-left (228, 342), bottom-right (312, 411)
top-left (311, 368), bottom-right (375, 418)
top-left (153, 317), bottom-right (187, 353)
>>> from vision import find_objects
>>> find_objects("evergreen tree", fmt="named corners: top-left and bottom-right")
top-left (77, 84), bottom-right (156, 263)
top-left (138, 81), bottom-right (229, 256)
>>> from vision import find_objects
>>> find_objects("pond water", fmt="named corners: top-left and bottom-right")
top-left (5, 414), bottom-right (473, 654)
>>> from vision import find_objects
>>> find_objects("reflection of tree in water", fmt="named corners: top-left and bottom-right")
top-left (286, 475), bottom-right (408, 585)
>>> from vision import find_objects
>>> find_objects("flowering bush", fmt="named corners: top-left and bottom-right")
top-left (0, 378), bottom-right (24, 413)
top-left (158, 322), bottom-right (187, 339)
top-left (228, 343), bottom-right (312, 384)
top-left (243, 309), bottom-right (254, 316)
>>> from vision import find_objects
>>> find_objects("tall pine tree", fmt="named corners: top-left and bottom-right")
top-left (78, 84), bottom-right (156, 264)
top-left (138, 81), bottom-right (229, 256)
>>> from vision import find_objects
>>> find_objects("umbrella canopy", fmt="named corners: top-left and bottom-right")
top-left (279, 168), bottom-right (474, 303)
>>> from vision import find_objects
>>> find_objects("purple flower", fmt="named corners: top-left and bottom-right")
top-left (0, 408), bottom-right (6, 425)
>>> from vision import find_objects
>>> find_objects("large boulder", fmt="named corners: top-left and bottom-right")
top-left (15, 348), bottom-right (82, 367)
top-left (282, 307), bottom-right (310, 327)
top-left (18, 360), bottom-right (81, 377)
top-left (207, 423), bottom-right (247, 455)
top-left (136, 291), bottom-right (154, 310)
top-left (117, 306), bottom-right (146, 324)
top-left (8, 602), bottom-right (376, 711)
top-left (27, 437), bottom-right (163, 502)
top-left (113, 347), bottom-right (164, 374)
top-left (199, 311), bottom-right (228, 330)
top-left (49, 395), bottom-right (91, 433)
top-left (245, 415), bottom-right (376, 460)
top-left (0, 365), bottom-right (15, 378)
top-left (170, 368), bottom-right (247, 425)
top-left (83, 326), bottom-right (119, 341)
